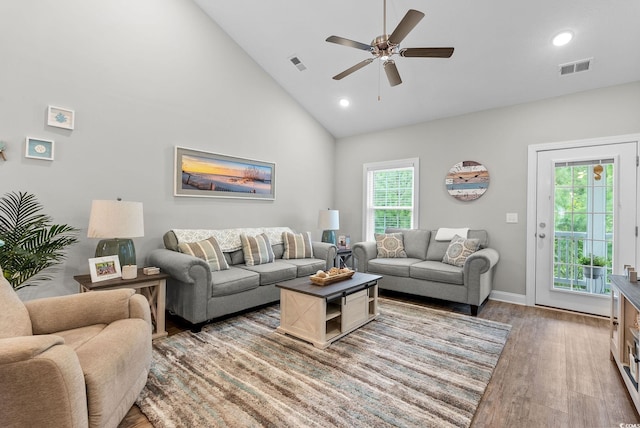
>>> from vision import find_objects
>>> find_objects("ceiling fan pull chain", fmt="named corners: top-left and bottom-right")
top-left (378, 60), bottom-right (382, 101)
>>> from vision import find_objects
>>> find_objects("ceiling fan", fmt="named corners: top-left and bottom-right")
top-left (326, 0), bottom-right (454, 87)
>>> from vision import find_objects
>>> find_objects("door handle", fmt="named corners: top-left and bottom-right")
top-left (538, 233), bottom-right (546, 238)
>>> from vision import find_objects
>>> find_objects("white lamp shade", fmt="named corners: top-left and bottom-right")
top-left (87, 200), bottom-right (144, 238)
top-left (318, 209), bottom-right (339, 230)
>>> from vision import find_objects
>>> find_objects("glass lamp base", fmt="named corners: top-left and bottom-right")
top-left (321, 230), bottom-right (336, 245)
top-left (95, 238), bottom-right (136, 267)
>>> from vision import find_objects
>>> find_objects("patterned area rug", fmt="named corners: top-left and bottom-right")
top-left (137, 298), bottom-right (510, 428)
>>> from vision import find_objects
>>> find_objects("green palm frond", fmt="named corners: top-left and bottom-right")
top-left (0, 191), bottom-right (78, 289)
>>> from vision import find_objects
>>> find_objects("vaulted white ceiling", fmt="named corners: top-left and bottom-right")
top-left (194, 0), bottom-right (640, 138)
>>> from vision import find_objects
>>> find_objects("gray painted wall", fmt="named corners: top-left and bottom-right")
top-left (0, 0), bottom-right (335, 299)
top-left (2, 1), bottom-right (639, 302)
top-left (335, 82), bottom-right (640, 297)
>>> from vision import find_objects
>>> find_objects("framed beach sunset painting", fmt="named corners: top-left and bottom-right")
top-left (174, 146), bottom-right (275, 200)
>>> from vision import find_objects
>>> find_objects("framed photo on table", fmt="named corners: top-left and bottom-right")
top-left (88, 255), bottom-right (122, 283)
top-left (337, 234), bottom-right (351, 249)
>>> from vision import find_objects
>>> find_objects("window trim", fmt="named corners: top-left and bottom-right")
top-left (362, 158), bottom-right (420, 241)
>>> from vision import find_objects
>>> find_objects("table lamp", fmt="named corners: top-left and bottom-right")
top-left (318, 209), bottom-right (339, 244)
top-left (87, 199), bottom-right (144, 275)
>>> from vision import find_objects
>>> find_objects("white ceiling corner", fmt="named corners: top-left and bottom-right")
top-left (193, 0), bottom-right (640, 139)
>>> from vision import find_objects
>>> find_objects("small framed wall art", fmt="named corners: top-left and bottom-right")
top-left (25, 137), bottom-right (55, 161)
top-left (88, 255), bottom-right (122, 283)
top-left (47, 105), bottom-right (75, 130)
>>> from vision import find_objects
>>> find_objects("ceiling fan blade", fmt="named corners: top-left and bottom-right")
top-left (383, 60), bottom-right (402, 87)
top-left (388, 9), bottom-right (425, 45)
top-left (400, 47), bottom-right (455, 58)
top-left (332, 58), bottom-right (375, 80)
top-left (326, 35), bottom-right (372, 51)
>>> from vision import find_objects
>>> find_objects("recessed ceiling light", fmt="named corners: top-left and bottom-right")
top-left (552, 31), bottom-right (573, 47)
top-left (339, 98), bottom-right (350, 108)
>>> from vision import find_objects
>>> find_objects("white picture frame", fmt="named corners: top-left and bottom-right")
top-left (25, 137), bottom-right (55, 161)
top-left (88, 255), bottom-right (122, 283)
top-left (47, 105), bottom-right (75, 130)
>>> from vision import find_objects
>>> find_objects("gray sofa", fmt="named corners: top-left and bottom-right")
top-left (352, 228), bottom-right (499, 315)
top-left (147, 227), bottom-right (337, 330)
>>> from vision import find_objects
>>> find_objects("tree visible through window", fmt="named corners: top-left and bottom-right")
top-left (364, 159), bottom-right (419, 241)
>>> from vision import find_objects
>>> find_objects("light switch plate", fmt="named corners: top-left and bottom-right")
top-left (506, 213), bottom-right (518, 223)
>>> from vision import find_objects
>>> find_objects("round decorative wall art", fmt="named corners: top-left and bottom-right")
top-left (445, 161), bottom-right (490, 201)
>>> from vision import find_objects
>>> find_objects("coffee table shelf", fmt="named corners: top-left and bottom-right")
top-left (276, 273), bottom-right (381, 348)
top-left (326, 304), bottom-right (341, 320)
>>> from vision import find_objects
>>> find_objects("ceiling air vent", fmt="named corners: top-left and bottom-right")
top-left (559, 58), bottom-right (592, 76)
top-left (289, 55), bottom-right (307, 71)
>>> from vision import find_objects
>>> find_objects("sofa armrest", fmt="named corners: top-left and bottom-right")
top-left (25, 288), bottom-right (141, 335)
top-left (147, 248), bottom-right (210, 285)
top-left (352, 241), bottom-right (377, 272)
top-left (0, 335), bottom-right (63, 364)
top-left (463, 248), bottom-right (500, 305)
top-left (0, 336), bottom-right (88, 427)
top-left (464, 248), bottom-right (499, 276)
top-left (311, 241), bottom-right (338, 270)
top-left (147, 248), bottom-right (212, 325)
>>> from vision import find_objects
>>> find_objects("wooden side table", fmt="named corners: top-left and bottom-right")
top-left (74, 268), bottom-right (169, 340)
top-left (335, 248), bottom-right (353, 268)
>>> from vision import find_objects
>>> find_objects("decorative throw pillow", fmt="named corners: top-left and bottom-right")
top-left (178, 236), bottom-right (229, 271)
top-left (240, 233), bottom-right (275, 266)
top-left (282, 231), bottom-right (313, 259)
top-left (442, 234), bottom-right (480, 267)
top-left (375, 233), bottom-right (407, 258)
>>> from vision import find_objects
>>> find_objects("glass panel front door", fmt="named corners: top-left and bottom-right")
top-left (553, 160), bottom-right (613, 296)
top-left (534, 140), bottom-right (637, 316)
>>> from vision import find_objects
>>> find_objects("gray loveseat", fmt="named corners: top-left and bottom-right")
top-left (148, 227), bottom-right (337, 330)
top-left (352, 228), bottom-right (499, 315)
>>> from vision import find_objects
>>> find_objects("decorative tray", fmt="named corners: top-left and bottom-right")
top-left (309, 270), bottom-right (355, 286)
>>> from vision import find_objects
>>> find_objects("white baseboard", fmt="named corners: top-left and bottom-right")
top-left (489, 290), bottom-right (527, 306)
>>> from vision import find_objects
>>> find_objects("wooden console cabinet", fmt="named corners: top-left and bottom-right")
top-left (610, 274), bottom-right (640, 413)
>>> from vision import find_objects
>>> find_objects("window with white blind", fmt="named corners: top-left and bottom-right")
top-left (363, 158), bottom-right (419, 241)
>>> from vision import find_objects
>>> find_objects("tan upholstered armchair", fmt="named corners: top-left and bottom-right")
top-left (0, 269), bottom-right (152, 428)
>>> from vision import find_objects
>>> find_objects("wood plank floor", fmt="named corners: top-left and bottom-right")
top-left (119, 293), bottom-right (640, 428)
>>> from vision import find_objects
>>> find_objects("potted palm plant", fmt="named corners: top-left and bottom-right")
top-left (578, 254), bottom-right (608, 279)
top-left (0, 191), bottom-right (78, 289)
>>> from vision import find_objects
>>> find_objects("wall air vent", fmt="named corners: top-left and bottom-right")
top-left (559, 58), bottom-right (592, 76)
top-left (289, 55), bottom-right (307, 71)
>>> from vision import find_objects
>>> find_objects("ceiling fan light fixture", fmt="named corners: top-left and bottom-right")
top-left (325, 6), bottom-right (453, 87)
top-left (552, 31), bottom-right (573, 47)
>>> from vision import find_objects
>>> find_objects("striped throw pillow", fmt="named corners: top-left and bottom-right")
top-left (240, 233), bottom-right (275, 266)
top-left (178, 236), bottom-right (229, 271)
top-left (282, 231), bottom-right (313, 259)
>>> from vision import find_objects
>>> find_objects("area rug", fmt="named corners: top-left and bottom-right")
top-left (136, 298), bottom-right (511, 428)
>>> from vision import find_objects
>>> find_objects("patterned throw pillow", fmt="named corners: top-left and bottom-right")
top-left (282, 232), bottom-right (313, 259)
top-left (375, 233), bottom-right (407, 258)
top-left (442, 234), bottom-right (480, 267)
top-left (178, 236), bottom-right (229, 271)
top-left (240, 233), bottom-right (275, 266)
